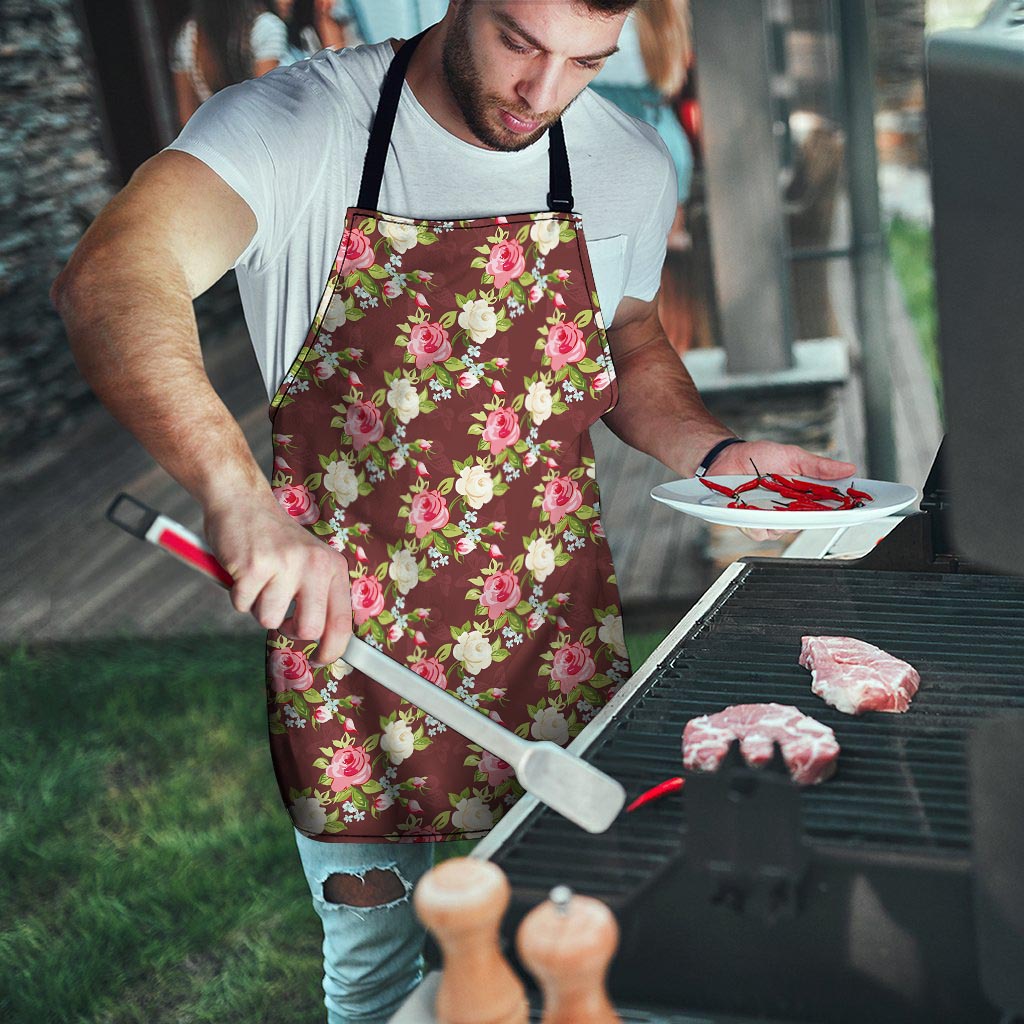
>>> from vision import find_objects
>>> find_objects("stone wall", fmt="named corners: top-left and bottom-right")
top-left (0, 0), bottom-right (115, 461)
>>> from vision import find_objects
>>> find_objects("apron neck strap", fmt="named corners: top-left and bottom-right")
top-left (357, 30), bottom-right (574, 215)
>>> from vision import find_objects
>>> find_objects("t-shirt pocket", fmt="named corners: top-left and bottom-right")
top-left (584, 234), bottom-right (628, 329)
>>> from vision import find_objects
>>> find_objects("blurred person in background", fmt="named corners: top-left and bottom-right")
top-left (591, 0), bottom-right (693, 246)
top-left (171, 0), bottom-right (289, 126)
top-left (334, 0), bottom-right (450, 44)
top-left (276, 0), bottom-right (351, 63)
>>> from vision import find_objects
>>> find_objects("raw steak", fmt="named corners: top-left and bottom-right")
top-left (799, 636), bottom-right (920, 716)
top-left (682, 703), bottom-right (840, 786)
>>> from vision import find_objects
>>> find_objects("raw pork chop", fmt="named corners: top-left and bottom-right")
top-left (682, 703), bottom-right (840, 786)
top-left (799, 636), bottom-right (920, 716)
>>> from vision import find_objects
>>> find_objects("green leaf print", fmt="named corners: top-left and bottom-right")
top-left (567, 365), bottom-right (587, 391)
top-left (558, 223), bottom-right (576, 243)
top-left (580, 684), bottom-right (603, 706)
top-left (350, 789), bottom-right (370, 811)
top-left (435, 365), bottom-right (453, 387)
top-left (439, 310), bottom-right (458, 329)
top-left (574, 309), bottom-right (594, 329)
top-left (564, 514), bottom-right (585, 536)
top-left (578, 357), bottom-right (602, 373)
top-left (362, 779), bottom-right (383, 794)
top-left (368, 264), bottom-right (389, 279)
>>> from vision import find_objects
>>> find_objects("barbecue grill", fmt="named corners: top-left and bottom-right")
top-left (476, 463), bottom-right (1024, 1022)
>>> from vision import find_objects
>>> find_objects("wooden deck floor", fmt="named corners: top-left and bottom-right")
top-left (2, 249), bottom-right (941, 645)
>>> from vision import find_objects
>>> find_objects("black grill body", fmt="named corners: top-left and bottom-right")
top-left (490, 556), bottom-right (1024, 1023)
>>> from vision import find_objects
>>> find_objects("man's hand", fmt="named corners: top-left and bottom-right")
top-left (707, 440), bottom-right (857, 542)
top-left (204, 493), bottom-right (353, 666)
top-left (709, 439), bottom-right (855, 481)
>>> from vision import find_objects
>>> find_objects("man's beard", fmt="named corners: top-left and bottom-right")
top-left (441, 4), bottom-right (559, 151)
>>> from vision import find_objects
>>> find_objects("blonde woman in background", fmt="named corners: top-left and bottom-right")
top-left (171, 1), bottom-right (289, 127)
top-left (591, 0), bottom-right (693, 240)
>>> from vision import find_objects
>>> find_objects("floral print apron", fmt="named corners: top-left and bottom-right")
top-left (266, 30), bottom-right (631, 842)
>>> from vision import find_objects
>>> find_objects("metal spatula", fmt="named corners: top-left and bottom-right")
top-left (107, 493), bottom-right (626, 834)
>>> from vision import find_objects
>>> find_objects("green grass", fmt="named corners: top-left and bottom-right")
top-left (2, 628), bottom-right (668, 1022)
top-left (0, 637), bottom-right (321, 1024)
top-left (887, 215), bottom-right (942, 405)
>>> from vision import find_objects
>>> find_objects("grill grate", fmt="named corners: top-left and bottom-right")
top-left (493, 564), bottom-right (1024, 904)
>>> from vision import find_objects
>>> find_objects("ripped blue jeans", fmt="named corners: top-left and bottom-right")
top-left (293, 829), bottom-right (436, 1024)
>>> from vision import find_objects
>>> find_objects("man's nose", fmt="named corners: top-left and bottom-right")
top-left (516, 62), bottom-right (562, 118)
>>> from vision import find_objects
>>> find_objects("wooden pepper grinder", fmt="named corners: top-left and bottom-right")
top-left (516, 885), bottom-right (621, 1024)
top-left (413, 856), bottom-right (528, 1024)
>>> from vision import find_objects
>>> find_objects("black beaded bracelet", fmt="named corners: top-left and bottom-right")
top-left (694, 437), bottom-right (745, 478)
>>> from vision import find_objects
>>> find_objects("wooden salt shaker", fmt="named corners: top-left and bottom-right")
top-left (516, 885), bottom-right (621, 1024)
top-left (413, 857), bottom-right (528, 1024)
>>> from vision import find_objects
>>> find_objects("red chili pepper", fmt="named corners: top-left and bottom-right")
top-left (733, 478), bottom-right (762, 494)
top-left (772, 473), bottom-right (843, 498)
top-left (846, 486), bottom-right (873, 501)
top-left (780, 498), bottom-right (835, 511)
top-left (698, 477), bottom-right (737, 498)
top-left (626, 776), bottom-right (685, 813)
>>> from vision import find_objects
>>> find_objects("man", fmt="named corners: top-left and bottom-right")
top-left (52, 2), bottom-right (855, 1020)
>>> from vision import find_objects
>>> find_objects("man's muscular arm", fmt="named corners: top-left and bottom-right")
top-left (603, 295), bottom-right (856, 478)
top-left (51, 151), bottom-right (352, 662)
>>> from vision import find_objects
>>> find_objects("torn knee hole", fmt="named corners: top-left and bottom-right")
top-left (323, 868), bottom-right (406, 908)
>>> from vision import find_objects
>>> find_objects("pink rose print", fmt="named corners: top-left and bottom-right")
top-left (268, 648), bottom-right (315, 693)
top-left (337, 227), bottom-right (375, 274)
top-left (481, 568), bottom-right (522, 621)
top-left (479, 751), bottom-right (516, 788)
top-left (407, 321), bottom-right (452, 370)
top-left (542, 476), bottom-right (584, 526)
top-left (314, 706), bottom-right (332, 723)
top-left (528, 284), bottom-right (543, 303)
top-left (410, 490), bottom-right (450, 538)
top-left (593, 370), bottom-right (611, 391)
top-left (545, 321), bottom-right (587, 371)
top-left (345, 399), bottom-right (384, 451)
top-left (383, 279), bottom-right (403, 299)
top-left (351, 574), bottom-right (385, 626)
top-left (485, 238), bottom-right (526, 289)
top-left (326, 745), bottom-right (373, 791)
top-left (411, 657), bottom-right (448, 689)
top-left (274, 483), bottom-right (320, 526)
top-left (551, 641), bottom-right (597, 695)
top-left (314, 361), bottom-right (336, 380)
top-left (481, 407), bottom-right (521, 456)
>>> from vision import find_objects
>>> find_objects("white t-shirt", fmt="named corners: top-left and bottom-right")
top-left (168, 40), bottom-right (677, 399)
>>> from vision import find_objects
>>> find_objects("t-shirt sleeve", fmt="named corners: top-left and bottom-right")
top-left (165, 65), bottom-right (341, 273)
top-left (622, 133), bottom-right (678, 303)
top-left (251, 12), bottom-right (289, 63)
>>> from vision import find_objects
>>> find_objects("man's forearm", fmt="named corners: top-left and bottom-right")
top-left (53, 251), bottom-right (268, 512)
top-left (602, 331), bottom-right (735, 478)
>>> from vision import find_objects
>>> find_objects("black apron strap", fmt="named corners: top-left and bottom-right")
top-left (546, 118), bottom-right (574, 213)
top-left (357, 30), bottom-right (428, 211)
top-left (357, 29), bottom-right (575, 215)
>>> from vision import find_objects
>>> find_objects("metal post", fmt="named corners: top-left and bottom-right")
top-left (690, 0), bottom-right (794, 374)
top-left (837, 1), bottom-right (898, 480)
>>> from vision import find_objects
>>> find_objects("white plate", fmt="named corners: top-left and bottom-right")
top-left (650, 476), bottom-right (920, 530)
